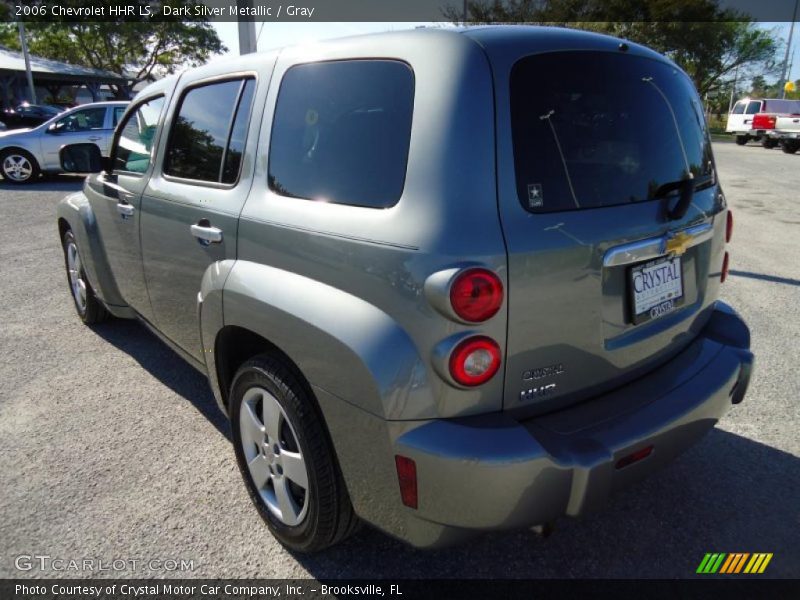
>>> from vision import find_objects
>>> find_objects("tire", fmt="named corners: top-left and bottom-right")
top-left (735, 135), bottom-right (749, 146)
top-left (230, 355), bottom-right (359, 552)
top-left (762, 138), bottom-right (778, 149)
top-left (0, 148), bottom-right (40, 183)
top-left (781, 141), bottom-right (799, 154)
top-left (61, 230), bottom-right (108, 324)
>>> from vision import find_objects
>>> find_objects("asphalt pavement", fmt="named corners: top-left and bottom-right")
top-left (0, 142), bottom-right (797, 579)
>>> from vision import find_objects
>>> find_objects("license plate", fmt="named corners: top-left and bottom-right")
top-left (629, 256), bottom-right (684, 324)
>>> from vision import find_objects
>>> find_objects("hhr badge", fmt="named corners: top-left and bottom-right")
top-left (520, 383), bottom-right (557, 402)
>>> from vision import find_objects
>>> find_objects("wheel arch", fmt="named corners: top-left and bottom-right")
top-left (56, 192), bottom-right (128, 309)
top-left (0, 144), bottom-right (38, 159)
top-left (201, 260), bottom-right (435, 421)
top-left (214, 325), bottom-right (315, 414)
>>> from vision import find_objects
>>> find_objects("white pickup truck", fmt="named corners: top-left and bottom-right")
top-left (726, 98), bottom-right (800, 147)
top-left (767, 114), bottom-right (800, 154)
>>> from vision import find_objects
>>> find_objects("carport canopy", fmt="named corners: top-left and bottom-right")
top-left (0, 46), bottom-right (132, 108)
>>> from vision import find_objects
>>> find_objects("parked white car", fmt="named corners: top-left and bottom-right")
top-left (726, 97), bottom-right (800, 146)
top-left (0, 101), bottom-right (129, 183)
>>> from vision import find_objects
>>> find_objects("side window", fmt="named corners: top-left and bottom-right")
top-left (164, 77), bottom-right (256, 184)
top-left (746, 100), bottom-right (762, 114)
top-left (113, 106), bottom-right (126, 127)
top-left (52, 107), bottom-right (107, 132)
top-left (113, 96), bottom-right (165, 174)
top-left (268, 60), bottom-right (415, 208)
top-left (731, 102), bottom-right (745, 115)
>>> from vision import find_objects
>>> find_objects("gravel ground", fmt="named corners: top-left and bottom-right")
top-left (0, 142), bottom-right (798, 579)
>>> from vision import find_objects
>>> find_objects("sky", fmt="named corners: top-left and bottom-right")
top-left (211, 21), bottom-right (799, 84)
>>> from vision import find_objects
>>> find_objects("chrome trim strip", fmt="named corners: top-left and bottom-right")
top-left (603, 222), bottom-right (713, 267)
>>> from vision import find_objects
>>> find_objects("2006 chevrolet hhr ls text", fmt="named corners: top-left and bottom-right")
top-left (56, 26), bottom-right (753, 551)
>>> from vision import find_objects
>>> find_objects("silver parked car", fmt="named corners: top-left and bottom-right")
top-left (55, 27), bottom-right (753, 552)
top-left (0, 101), bottom-right (128, 183)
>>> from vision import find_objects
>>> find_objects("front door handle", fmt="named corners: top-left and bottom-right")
top-left (116, 202), bottom-right (134, 219)
top-left (190, 221), bottom-right (223, 245)
top-left (88, 136), bottom-right (101, 141)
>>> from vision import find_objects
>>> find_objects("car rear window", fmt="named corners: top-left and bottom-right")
top-left (268, 60), bottom-right (414, 209)
top-left (510, 52), bottom-right (714, 213)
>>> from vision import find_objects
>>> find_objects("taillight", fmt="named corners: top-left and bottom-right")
top-left (726, 210), bottom-right (733, 243)
top-left (449, 336), bottom-right (501, 386)
top-left (721, 251), bottom-right (730, 283)
top-left (394, 455), bottom-right (418, 509)
top-left (449, 268), bottom-right (504, 322)
top-left (752, 114), bottom-right (776, 129)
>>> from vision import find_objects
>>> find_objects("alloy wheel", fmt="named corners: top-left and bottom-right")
top-left (66, 241), bottom-right (87, 313)
top-left (3, 154), bottom-right (33, 182)
top-left (239, 386), bottom-right (310, 526)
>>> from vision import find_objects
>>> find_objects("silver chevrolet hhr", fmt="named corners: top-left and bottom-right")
top-left (56, 26), bottom-right (753, 551)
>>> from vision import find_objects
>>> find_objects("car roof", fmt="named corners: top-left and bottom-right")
top-left (72, 101), bottom-right (129, 107)
top-left (133, 25), bottom-right (675, 100)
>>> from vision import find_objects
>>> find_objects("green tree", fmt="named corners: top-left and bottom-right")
top-left (0, 1), bottom-right (226, 90)
top-left (446, 0), bottom-right (778, 98)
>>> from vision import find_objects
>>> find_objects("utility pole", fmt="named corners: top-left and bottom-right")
top-left (779, 0), bottom-right (799, 98)
top-left (17, 22), bottom-right (36, 104)
top-left (728, 64), bottom-right (739, 114)
top-left (237, 0), bottom-right (257, 55)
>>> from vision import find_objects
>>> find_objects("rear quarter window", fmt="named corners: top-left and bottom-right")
top-left (745, 100), bottom-right (762, 114)
top-left (268, 60), bottom-right (414, 209)
top-left (510, 51), bottom-right (713, 213)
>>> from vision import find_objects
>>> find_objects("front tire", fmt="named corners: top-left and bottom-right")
top-left (61, 230), bottom-right (108, 324)
top-left (1, 148), bottom-right (40, 183)
top-left (762, 138), bottom-right (778, 149)
top-left (230, 355), bottom-right (359, 552)
top-left (735, 135), bottom-right (749, 146)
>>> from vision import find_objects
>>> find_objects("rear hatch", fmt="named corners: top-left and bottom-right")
top-left (487, 43), bottom-right (725, 414)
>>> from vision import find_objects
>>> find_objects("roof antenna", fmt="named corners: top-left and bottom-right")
top-left (539, 110), bottom-right (580, 208)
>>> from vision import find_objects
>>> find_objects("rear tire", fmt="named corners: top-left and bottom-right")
top-left (781, 141), bottom-right (800, 154)
top-left (1, 148), bottom-right (40, 183)
top-left (735, 135), bottom-right (749, 146)
top-left (230, 354), bottom-right (359, 552)
top-left (61, 230), bottom-right (108, 324)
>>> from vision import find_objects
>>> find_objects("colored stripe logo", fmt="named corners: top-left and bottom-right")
top-left (697, 553), bottom-right (773, 574)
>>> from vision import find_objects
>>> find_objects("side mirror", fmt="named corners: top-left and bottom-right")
top-left (60, 143), bottom-right (108, 173)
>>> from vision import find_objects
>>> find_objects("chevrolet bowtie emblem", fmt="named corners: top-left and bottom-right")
top-left (665, 232), bottom-right (692, 256)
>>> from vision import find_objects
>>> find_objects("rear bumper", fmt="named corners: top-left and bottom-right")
top-left (768, 130), bottom-right (800, 139)
top-left (391, 302), bottom-right (753, 547)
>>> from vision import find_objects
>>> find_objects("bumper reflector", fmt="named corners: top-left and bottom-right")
top-left (395, 455), bottom-right (418, 509)
top-left (615, 445), bottom-right (654, 469)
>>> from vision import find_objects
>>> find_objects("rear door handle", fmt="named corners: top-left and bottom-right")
top-left (88, 136), bottom-right (101, 141)
top-left (116, 202), bottom-right (134, 218)
top-left (190, 221), bottom-right (223, 245)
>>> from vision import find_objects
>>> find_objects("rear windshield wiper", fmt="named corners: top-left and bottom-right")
top-left (652, 175), bottom-right (695, 220)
